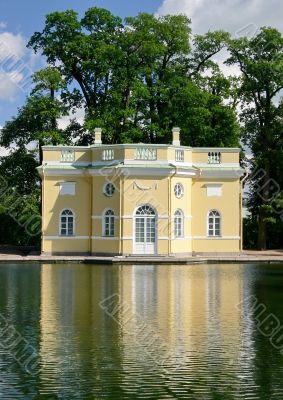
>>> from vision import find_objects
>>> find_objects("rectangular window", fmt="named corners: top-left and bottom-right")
top-left (135, 218), bottom-right (145, 242)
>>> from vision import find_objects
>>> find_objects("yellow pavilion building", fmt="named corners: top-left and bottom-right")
top-left (38, 128), bottom-right (245, 256)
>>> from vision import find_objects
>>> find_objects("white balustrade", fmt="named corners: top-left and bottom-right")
top-left (61, 150), bottom-right (75, 162)
top-left (208, 152), bottom-right (221, 164)
top-left (175, 150), bottom-right (184, 162)
top-left (102, 149), bottom-right (114, 161)
top-left (135, 148), bottom-right (157, 161)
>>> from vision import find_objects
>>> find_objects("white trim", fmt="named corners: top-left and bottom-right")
top-left (43, 146), bottom-right (90, 150)
top-left (91, 160), bottom-right (123, 166)
top-left (193, 236), bottom-right (240, 240)
top-left (43, 144), bottom-right (240, 152)
top-left (43, 235), bottom-right (240, 241)
top-left (121, 215), bottom-right (133, 220)
top-left (195, 163), bottom-right (240, 168)
top-left (193, 147), bottom-right (240, 153)
top-left (43, 170), bottom-right (85, 176)
top-left (90, 167), bottom-right (197, 177)
top-left (44, 161), bottom-right (91, 167)
top-left (198, 170), bottom-right (244, 179)
top-left (91, 236), bottom-right (119, 240)
top-left (44, 236), bottom-right (89, 240)
top-left (92, 214), bottom-right (171, 220)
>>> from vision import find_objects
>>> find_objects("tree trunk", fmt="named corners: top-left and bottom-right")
top-left (257, 160), bottom-right (270, 250)
top-left (257, 213), bottom-right (267, 250)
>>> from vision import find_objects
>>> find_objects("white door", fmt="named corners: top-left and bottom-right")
top-left (134, 205), bottom-right (156, 255)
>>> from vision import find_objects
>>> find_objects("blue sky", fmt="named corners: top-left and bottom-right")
top-left (0, 0), bottom-right (281, 129)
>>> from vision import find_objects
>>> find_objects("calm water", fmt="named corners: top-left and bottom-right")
top-left (0, 263), bottom-right (283, 399)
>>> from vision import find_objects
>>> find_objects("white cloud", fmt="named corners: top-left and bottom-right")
top-left (58, 107), bottom-right (85, 130)
top-left (0, 32), bottom-right (26, 59)
top-left (0, 31), bottom-right (34, 100)
top-left (157, 0), bottom-right (283, 80)
top-left (157, 0), bottom-right (283, 36)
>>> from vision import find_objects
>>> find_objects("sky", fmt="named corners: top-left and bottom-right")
top-left (0, 0), bottom-right (282, 129)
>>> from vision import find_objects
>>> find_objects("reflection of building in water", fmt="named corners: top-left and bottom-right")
top-left (39, 263), bottom-right (257, 398)
top-left (39, 264), bottom-right (123, 399)
top-left (116, 264), bottom-right (255, 396)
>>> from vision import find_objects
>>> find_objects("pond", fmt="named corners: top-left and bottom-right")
top-left (0, 262), bottom-right (283, 399)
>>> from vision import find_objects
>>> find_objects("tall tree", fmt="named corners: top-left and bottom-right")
top-left (227, 27), bottom-right (283, 249)
top-left (28, 8), bottom-right (239, 146)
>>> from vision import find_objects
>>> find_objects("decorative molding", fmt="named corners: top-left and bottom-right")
top-left (59, 182), bottom-right (76, 196)
top-left (44, 161), bottom-right (91, 167)
top-left (44, 236), bottom-right (89, 240)
top-left (92, 236), bottom-right (119, 240)
top-left (194, 163), bottom-right (240, 168)
top-left (206, 184), bottom-right (222, 197)
top-left (133, 181), bottom-right (157, 191)
top-left (193, 147), bottom-right (241, 153)
top-left (192, 236), bottom-right (240, 240)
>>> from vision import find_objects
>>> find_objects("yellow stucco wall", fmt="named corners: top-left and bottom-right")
top-left (191, 178), bottom-right (240, 253)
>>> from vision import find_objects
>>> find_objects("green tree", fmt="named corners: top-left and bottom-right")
top-left (28, 8), bottom-right (239, 146)
top-left (227, 27), bottom-right (283, 249)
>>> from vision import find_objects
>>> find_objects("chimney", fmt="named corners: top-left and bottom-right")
top-left (172, 127), bottom-right (180, 146)
top-left (94, 127), bottom-right (102, 145)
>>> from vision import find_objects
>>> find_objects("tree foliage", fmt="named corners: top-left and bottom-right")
top-left (227, 27), bottom-right (283, 249)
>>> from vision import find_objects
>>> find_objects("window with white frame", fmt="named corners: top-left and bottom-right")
top-left (103, 182), bottom-right (115, 197)
top-left (174, 183), bottom-right (184, 199)
top-left (103, 209), bottom-right (115, 237)
top-left (208, 210), bottom-right (221, 236)
top-left (60, 209), bottom-right (74, 236)
top-left (174, 209), bottom-right (184, 238)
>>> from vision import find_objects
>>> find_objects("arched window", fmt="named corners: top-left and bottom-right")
top-left (103, 209), bottom-right (115, 237)
top-left (135, 205), bottom-right (156, 216)
top-left (174, 209), bottom-right (184, 238)
top-left (60, 209), bottom-right (74, 236)
top-left (208, 210), bottom-right (221, 236)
